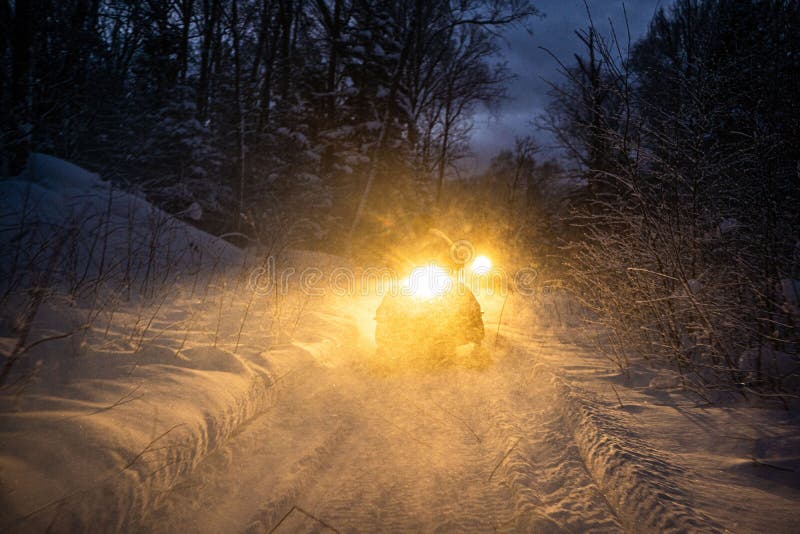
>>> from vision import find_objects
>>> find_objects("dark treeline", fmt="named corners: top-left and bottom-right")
top-left (0, 0), bottom-right (535, 247)
top-left (2, 0), bottom-right (800, 397)
top-left (543, 0), bottom-right (800, 397)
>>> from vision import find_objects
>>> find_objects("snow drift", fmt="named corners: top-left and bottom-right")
top-left (0, 155), bottom-right (357, 531)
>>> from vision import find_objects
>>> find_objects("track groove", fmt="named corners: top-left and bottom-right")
top-left (143, 335), bottom-right (629, 533)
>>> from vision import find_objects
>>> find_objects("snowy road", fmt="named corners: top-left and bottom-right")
top-left (142, 330), bottom-right (624, 533)
top-left (3, 157), bottom-right (798, 532)
top-left (4, 284), bottom-right (798, 532)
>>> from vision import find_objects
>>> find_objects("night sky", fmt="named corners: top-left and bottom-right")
top-left (468, 0), bottom-right (663, 169)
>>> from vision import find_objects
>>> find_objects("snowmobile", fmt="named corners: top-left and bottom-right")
top-left (374, 263), bottom-right (485, 362)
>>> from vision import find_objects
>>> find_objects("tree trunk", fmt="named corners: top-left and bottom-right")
top-left (197, 0), bottom-right (220, 119)
top-left (277, 0), bottom-right (294, 100)
top-left (179, 0), bottom-right (194, 83)
top-left (249, 0), bottom-right (274, 84)
top-left (10, 0), bottom-right (33, 175)
top-left (318, 0), bottom-right (342, 121)
top-left (435, 83), bottom-right (454, 207)
top-left (0, 0), bottom-right (10, 175)
top-left (347, 0), bottom-right (421, 241)
top-left (259, 0), bottom-right (281, 130)
top-left (231, 0), bottom-right (246, 232)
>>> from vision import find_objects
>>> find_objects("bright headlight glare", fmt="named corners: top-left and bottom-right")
top-left (470, 255), bottom-right (492, 275)
top-left (403, 264), bottom-right (452, 299)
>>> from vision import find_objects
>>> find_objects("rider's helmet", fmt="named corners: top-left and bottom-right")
top-left (407, 215), bottom-right (457, 270)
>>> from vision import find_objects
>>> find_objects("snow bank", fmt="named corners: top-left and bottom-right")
top-left (515, 323), bottom-right (800, 533)
top-left (0, 286), bottom-right (360, 531)
top-left (0, 156), bottom-right (360, 530)
top-left (26, 152), bottom-right (103, 191)
top-left (0, 153), bottom-right (239, 298)
top-left (547, 371), bottom-right (721, 532)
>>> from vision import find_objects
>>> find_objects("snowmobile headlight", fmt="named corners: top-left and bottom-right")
top-left (469, 255), bottom-right (492, 275)
top-left (402, 264), bottom-right (452, 299)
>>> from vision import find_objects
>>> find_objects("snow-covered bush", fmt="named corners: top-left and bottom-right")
top-left (554, 2), bottom-right (800, 399)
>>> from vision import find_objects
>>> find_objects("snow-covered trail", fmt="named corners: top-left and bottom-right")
top-left (141, 322), bottom-right (623, 534)
top-left (4, 157), bottom-right (798, 532)
top-left (4, 281), bottom-right (797, 532)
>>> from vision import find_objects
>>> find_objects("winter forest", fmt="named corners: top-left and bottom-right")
top-left (1, 0), bottom-right (800, 531)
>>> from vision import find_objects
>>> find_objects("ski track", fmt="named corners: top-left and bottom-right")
top-left (141, 331), bottom-right (627, 533)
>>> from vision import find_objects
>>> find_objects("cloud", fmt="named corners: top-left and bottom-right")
top-left (465, 0), bottom-right (663, 171)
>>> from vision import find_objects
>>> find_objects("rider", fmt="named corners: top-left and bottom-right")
top-left (408, 214), bottom-right (457, 272)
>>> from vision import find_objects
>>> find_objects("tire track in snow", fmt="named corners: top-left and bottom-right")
top-left (513, 332), bottom-right (726, 533)
top-left (142, 358), bottom-right (358, 533)
top-left (147, 327), bottom-right (676, 533)
top-left (549, 372), bottom-right (725, 533)
top-left (246, 345), bottom-right (625, 533)
top-left (484, 341), bottom-right (624, 533)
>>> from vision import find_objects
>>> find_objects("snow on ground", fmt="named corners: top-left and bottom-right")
top-left (511, 293), bottom-right (800, 532)
top-left (0, 153), bottom-right (241, 313)
top-left (1, 156), bottom-right (799, 532)
top-left (534, 325), bottom-right (800, 533)
top-left (0, 155), bottom-right (296, 530)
